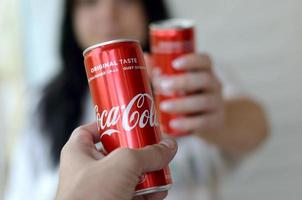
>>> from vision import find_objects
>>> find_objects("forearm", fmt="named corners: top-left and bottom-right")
top-left (201, 97), bottom-right (269, 156)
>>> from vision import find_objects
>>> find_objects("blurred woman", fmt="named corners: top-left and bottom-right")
top-left (5, 0), bottom-right (269, 199)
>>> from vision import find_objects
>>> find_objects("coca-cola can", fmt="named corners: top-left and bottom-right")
top-left (150, 19), bottom-right (195, 137)
top-left (83, 39), bottom-right (172, 196)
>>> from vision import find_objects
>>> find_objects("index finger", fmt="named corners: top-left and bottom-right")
top-left (69, 122), bottom-right (100, 147)
top-left (61, 122), bottom-right (103, 162)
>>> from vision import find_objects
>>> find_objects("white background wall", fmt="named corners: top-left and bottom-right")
top-left (166, 0), bottom-right (302, 199)
top-left (0, 0), bottom-right (23, 196)
top-left (21, 0), bottom-right (63, 88)
top-left (6, 0), bottom-right (302, 199)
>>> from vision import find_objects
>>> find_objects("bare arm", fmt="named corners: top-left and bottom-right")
top-left (200, 97), bottom-right (269, 157)
top-left (149, 53), bottom-right (270, 158)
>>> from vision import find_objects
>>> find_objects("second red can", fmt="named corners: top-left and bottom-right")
top-left (150, 19), bottom-right (196, 137)
top-left (83, 39), bottom-right (172, 196)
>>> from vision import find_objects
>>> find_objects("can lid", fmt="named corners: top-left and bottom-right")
top-left (83, 38), bottom-right (139, 56)
top-left (150, 18), bottom-right (194, 30)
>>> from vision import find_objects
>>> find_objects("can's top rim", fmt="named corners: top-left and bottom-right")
top-left (150, 18), bottom-right (194, 30)
top-left (83, 39), bottom-right (139, 56)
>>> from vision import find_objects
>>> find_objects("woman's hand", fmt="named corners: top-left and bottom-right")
top-left (148, 53), bottom-right (225, 138)
top-left (56, 123), bottom-right (177, 200)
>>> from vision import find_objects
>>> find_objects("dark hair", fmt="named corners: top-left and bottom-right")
top-left (39, 0), bottom-right (170, 166)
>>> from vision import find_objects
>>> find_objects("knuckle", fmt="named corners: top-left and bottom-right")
top-left (182, 119), bottom-right (192, 131)
top-left (115, 148), bottom-right (140, 168)
top-left (202, 53), bottom-right (212, 64)
top-left (172, 75), bottom-right (188, 91)
top-left (202, 95), bottom-right (212, 106)
top-left (199, 117), bottom-right (209, 130)
top-left (216, 111), bottom-right (225, 127)
top-left (70, 126), bottom-right (84, 141)
top-left (60, 144), bottom-right (68, 157)
top-left (171, 100), bottom-right (182, 111)
top-left (189, 97), bottom-right (198, 106)
top-left (216, 78), bottom-right (223, 91)
top-left (183, 97), bottom-right (196, 110)
top-left (151, 145), bottom-right (166, 168)
top-left (196, 53), bottom-right (210, 66)
top-left (115, 148), bottom-right (134, 159)
top-left (186, 73), bottom-right (198, 89)
top-left (201, 73), bottom-right (212, 87)
top-left (181, 75), bottom-right (190, 88)
top-left (73, 125), bottom-right (84, 134)
top-left (60, 142), bottom-right (71, 161)
top-left (204, 53), bottom-right (211, 59)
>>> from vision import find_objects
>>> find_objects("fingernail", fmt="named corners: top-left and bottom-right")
top-left (160, 102), bottom-right (173, 111)
top-left (172, 57), bottom-right (186, 69)
top-left (170, 119), bottom-right (182, 129)
top-left (160, 138), bottom-right (176, 149)
top-left (160, 79), bottom-right (174, 90)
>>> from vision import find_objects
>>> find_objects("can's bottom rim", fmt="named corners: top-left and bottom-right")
top-left (134, 184), bottom-right (172, 196)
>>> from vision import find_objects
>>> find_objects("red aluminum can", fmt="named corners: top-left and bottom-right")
top-left (150, 19), bottom-right (195, 137)
top-left (83, 39), bottom-right (172, 196)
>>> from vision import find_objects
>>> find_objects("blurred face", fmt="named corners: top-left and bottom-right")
top-left (73, 0), bottom-right (147, 49)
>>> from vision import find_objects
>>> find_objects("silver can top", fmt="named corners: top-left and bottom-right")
top-left (150, 19), bottom-right (194, 30)
top-left (83, 38), bottom-right (139, 56)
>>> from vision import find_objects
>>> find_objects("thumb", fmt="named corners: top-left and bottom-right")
top-left (136, 138), bottom-right (178, 173)
top-left (103, 138), bottom-right (177, 175)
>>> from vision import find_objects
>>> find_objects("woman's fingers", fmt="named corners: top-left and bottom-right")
top-left (153, 72), bottom-right (221, 94)
top-left (107, 138), bottom-right (177, 174)
top-left (160, 94), bottom-right (222, 114)
top-left (172, 53), bottom-right (212, 71)
top-left (169, 111), bottom-right (224, 133)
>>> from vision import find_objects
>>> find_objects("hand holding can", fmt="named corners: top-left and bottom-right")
top-left (57, 123), bottom-right (177, 200)
top-left (150, 19), bottom-right (224, 138)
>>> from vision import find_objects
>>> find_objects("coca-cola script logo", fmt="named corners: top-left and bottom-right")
top-left (94, 93), bottom-right (159, 138)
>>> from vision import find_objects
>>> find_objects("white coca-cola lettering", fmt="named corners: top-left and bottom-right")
top-left (152, 40), bottom-right (194, 54)
top-left (94, 93), bottom-right (159, 138)
top-left (91, 60), bottom-right (118, 73)
top-left (119, 57), bottom-right (137, 65)
top-left (101, 106), bottom-right (120, 129)
top-left (91, 57), bottom-right (138, 73)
